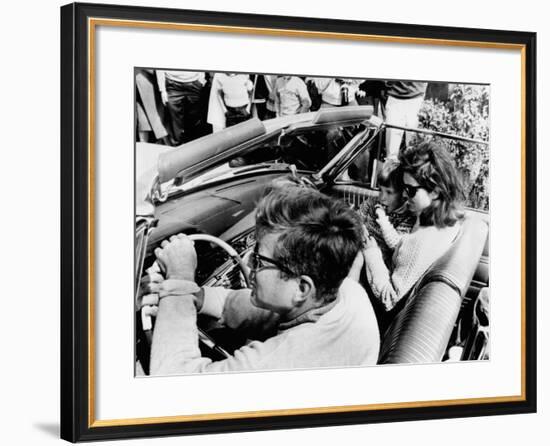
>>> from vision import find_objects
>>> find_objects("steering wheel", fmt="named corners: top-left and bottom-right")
top-left (137, 233), bottom-right (251, 366)
top-left (187, 234), bottom-right (251, 288)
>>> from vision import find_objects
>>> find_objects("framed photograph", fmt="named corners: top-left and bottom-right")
top-left (60, 2), bottom-right (536, 442)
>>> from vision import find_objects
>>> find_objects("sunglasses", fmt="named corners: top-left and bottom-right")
top-left (248, 244), bottom-right (295, 276)
top-left (403, 183), bottom-right (424, 198)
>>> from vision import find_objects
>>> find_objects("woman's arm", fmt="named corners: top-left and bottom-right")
top-left (364, 226), bottom-right (457, 311)
top-left (363, 229), bottom-right (424, 310)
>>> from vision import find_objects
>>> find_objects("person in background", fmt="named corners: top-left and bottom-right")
top-left (383, 81), bottom-right (428, 161)
top-left (219, 73), bottom-right (254, 127)
top-left (305, 78), bottom-right (322, 111)
top-left (135, 69), bottom-right (172, 145)
top-left (156, 70), bottom-right (206, 144)
top-left (252, 74), bottom-right (278, 120)
top-left (273, 75), bottom-right (312, 117)
top-left (262, 74), bottom-right (279, 120)
top-left (197, 72), bottom-right (215, 137)
top-left (358, 80), bottom-right (386, 116)
top-left (207, 73), bottom-right (253, 131)
top-left (147, 187), bottom-right (380, 374)
top-left (308, 77), bottom-right (365, 108)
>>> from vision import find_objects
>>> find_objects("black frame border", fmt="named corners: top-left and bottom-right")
top-left (60, 2), bottom-right (537, 442)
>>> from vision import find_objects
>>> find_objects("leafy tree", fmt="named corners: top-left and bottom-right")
top-left (417, 84), bottom-right (490, 210)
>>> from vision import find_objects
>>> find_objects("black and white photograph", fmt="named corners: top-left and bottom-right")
top-left (134, 69), bottom-right (490, 376)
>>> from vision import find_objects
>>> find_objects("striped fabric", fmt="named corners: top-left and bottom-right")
top-left (379, 215), bottom-right (489, 364)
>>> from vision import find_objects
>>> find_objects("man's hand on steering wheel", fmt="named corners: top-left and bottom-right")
top-left (154, 233), bottom-right (198, 281)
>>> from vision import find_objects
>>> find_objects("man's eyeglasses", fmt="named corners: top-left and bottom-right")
top-left (403, 183), bottom-right (424, 198)
top-left (248, 244), bottom-right (295, 276)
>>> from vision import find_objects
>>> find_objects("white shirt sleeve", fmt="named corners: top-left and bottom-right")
top-left (198, 286), bottom-right (232, 318)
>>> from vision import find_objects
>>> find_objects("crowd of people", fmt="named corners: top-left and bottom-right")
top-left (139, 136), bottom-right (467, 374)
top-left (136, 69), bottom-right (433, 159)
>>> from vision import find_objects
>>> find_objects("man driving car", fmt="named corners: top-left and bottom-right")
top-left (149, 187), bottom-right (380, 375)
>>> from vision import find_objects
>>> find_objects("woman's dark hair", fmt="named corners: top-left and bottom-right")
top-left (255, 187), bottom-right (363, 302)
top-left (400, 140), bottom-right (465, 228)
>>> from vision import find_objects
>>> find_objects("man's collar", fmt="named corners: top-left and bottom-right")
top-left (278, 297), bottom-right (339, 331)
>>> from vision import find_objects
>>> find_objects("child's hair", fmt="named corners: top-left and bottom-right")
top-left (378, 160), bottom-right (404, 191)
top-left (400, 140), bottom-right (465, 228)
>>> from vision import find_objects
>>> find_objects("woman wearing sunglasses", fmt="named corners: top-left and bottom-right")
top-left (360, 140), bottom-right (465, 313)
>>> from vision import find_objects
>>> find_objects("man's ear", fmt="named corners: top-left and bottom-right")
top-left (429, 188), bottom-right (440, 200)
top-left (293, 275), bottom-right (315, 306)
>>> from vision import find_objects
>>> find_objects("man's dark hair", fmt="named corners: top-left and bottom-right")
top-left (255, 187), bottom-right (363, 302)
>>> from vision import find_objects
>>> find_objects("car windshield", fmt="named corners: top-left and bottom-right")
top-left (230, 122), bottom-right (367, 172)
top-left (170, 121), bottom-right (369, 193)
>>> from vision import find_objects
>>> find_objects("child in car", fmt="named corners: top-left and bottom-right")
top-left (358, 160), bottom-right (415, 267)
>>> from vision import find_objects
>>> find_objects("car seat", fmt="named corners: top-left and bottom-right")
top-left (378, 213), bottom-right (489, 364)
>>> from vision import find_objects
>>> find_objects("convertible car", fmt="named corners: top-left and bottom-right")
top-left (135, 106), bottom-right (490, 375)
